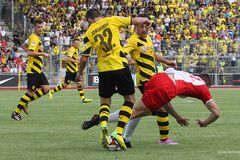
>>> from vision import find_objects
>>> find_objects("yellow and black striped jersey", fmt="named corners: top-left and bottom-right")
top-left (124, 33), bottom-right (156, 86)
top-left (66, 47), bottom-right (79, 73)
top-left (27, 33), bottom-right (44, 74)
top-left (82, 16), bottom-right (131, 72)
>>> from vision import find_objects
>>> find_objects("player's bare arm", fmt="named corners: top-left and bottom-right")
top-left (27, 51), bottom-right (49, 58)
top-left (22, 40), bottom-right (49, 58)
top-left (163, 103), bottom-right (189, 126)
top-left (196, 100), bottom-right (220, 127)
top-left (132, 17), bottom-right (151, 26)
top-left (154, 53), bottom-right (177, 68)
top-left (76, 56), bottom-right (89, 82)
top-left (21, 42), bottom-right (28, 53)
top-left (78, 56), bottom-right (88, 75)
top-left (65, 57), bottom-right (79, 64)
top-left (23, 42), bottom-right (49, 58)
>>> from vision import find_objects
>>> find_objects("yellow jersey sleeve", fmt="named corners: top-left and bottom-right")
top-left (81, 35), bottom-right (92, 57)
top-left (124, 36), bottom-right (136, 55)
top-left (111, 16), bottom-right (131, 28)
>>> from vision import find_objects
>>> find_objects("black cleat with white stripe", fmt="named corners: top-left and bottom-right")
top-left (11, 112), bottom-right (22, 121)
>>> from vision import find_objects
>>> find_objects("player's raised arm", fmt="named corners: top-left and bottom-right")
top-left (131, 17), bottom-right (151, 26)
top-left (196, 100), bottom-right (220, 127)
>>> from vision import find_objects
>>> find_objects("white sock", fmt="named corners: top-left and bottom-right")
top-left (123, 117), bottom-right (141, 142)
top-left (108, 110), bottom-right (120, 123)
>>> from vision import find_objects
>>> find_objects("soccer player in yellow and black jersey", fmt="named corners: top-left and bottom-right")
top-left (123, 19), bottom-right (178, 146)
top-left (11, 20), bottom-right (51, 121)
top-left (76, 9), bottom-right (150, 150)
top-left (49, 38), bottom-right (92, 103)
top-left (82, 16), bottom-right (177, 147)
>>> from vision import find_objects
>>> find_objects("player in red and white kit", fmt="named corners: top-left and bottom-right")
top-left (131, 68), bottom-right (220, 128)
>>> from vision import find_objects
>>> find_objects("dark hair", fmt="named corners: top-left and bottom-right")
top-left (198, 74), bottom-right (212, 87)
top-left (33, 19), bottom-right (43, 26)
top-left (86, 8), bottom-right (101, 20)
top-left (72, 38), bottom-right (80, 43)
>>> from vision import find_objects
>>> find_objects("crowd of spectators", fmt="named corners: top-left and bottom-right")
top-left (0, 26), bottom-right (26, 74)
top-left (1, 0), bottom-right (239, 74)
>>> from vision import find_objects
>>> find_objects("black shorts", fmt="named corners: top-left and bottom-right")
top-left (98, 67), bottom-right (135, 98)
top-left (64, 72), bottom-right (77, 84)
top-left (27, 73), bottom-right (49, 91)
top-left (137, 81), bottom-right (148, 94)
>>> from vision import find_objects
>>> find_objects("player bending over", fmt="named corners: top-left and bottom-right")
top-left (82, 68), bottom-right (220, 146)
top-left (131, 68), bottom-right (220, 129)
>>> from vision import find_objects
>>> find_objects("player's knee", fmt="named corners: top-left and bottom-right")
top-left (131, 108), bottom-right (137, 119)
top-left (63, 83), bottom-right (69, 88)
top-left (131, 108), bottom-right (147, 119)
top-left (76, 82), bottom-right (82, 86)
top-left (42, 86), bottom-right (50, 94)
top-left (26, 90), bottom-right (34, 96)
top-left (123, 95), bottom-right (135, 104)
top-left (100, 97), bottom-right (111, 106)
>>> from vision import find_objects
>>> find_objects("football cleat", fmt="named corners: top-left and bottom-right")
top-left (82, 98), bottom-right (92, 103)
top-left (160, 138), bottom-right (178, 145)
top-left (82, 114), bottom-right (100, 130)
top-left (100, 124), bottom-right (109, 148)
top-left (11, 112), bottom-right (22, 121)
top-left (124, 138), bottom-right (132, 148)
top-left (111, 131), bottom-right (127, 150)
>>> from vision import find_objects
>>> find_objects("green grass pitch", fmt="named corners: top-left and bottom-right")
top-left (0, 88), bottom-right (240, 160)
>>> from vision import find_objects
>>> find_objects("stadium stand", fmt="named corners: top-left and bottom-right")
top-left (0, 0), bottom-right (239, 85)
top-left (0, 17), bottom-right (26, 74)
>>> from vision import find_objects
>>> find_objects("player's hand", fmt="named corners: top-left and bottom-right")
top-left (128, 59), bottom-right (134, 65)
top-left (43, 53), bottom-right (50, 58)
top-left (196, 119), bottom-right (207, 127)
top-left (167, 60), bottom-right (177, 69)
top-left (176, 117), bottom-right (190, 126)
top-left (143, 18), bottom-right (151, 27)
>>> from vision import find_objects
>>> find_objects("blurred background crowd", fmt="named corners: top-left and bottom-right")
top-left (0, 0), bottom-right (239, 85)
